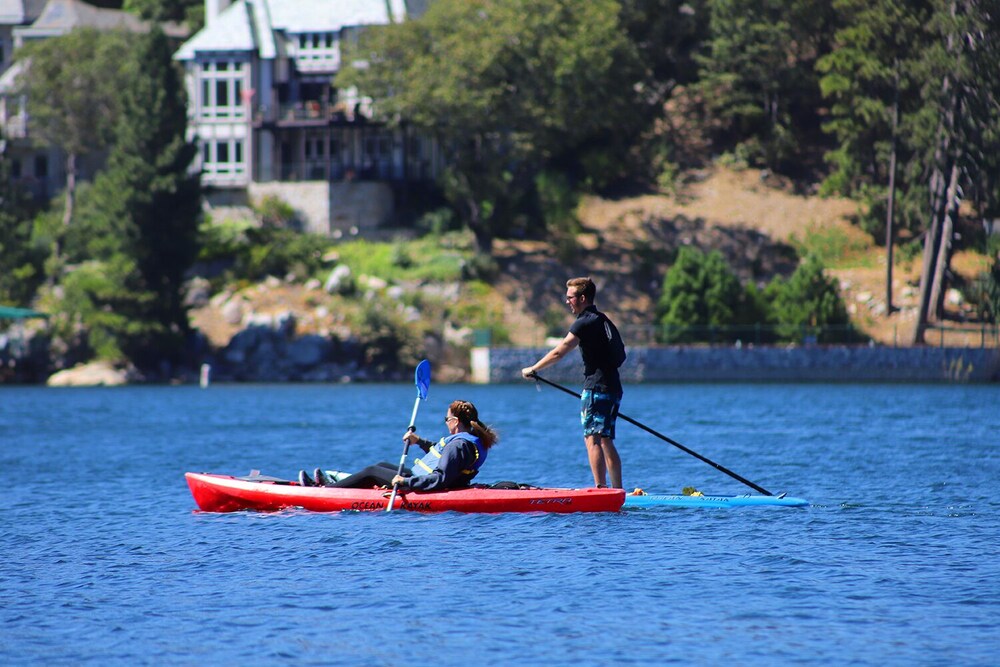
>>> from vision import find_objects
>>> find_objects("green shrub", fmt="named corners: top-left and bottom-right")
top-left (764, 255), bottom-right (857, 343)
top-left (415, 207), bottom-right (460, 236)
top-left (969, 259), bottom-right (1000, 323)
top-left (197, 219), bottom-right (253, 262)
top-left (40, 258), bottom-right (163, 364)
top-left (655, 248), bottom-right (859, 344)
top-left (351, 300), bottom-right (423, 375)
top-left (657, 247), bottom-right (747, 343)
top-left (235, 227), bottom-right (329, 282)
top-left (449, 281), bottom-right (511, 345)
top-left (656, 160), bottom-right (680, 195)
top-left (253, 195), bottom-right (298, 229)
top-left (987, 233), bottom-right (1000, 259)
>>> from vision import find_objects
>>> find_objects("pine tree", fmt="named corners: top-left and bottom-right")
top-left (0, 133), bottom-right (43, 306)
top-left (694, 0), bottom-right (838, 170)
top-left (657, 246), bottom-right (745, 342)
top-left (912, 0), bottom-right (1000, 342)
top-left (85, 27), bottom-right (201, 368)
top-left (764, 256), bottom-right (853, 343)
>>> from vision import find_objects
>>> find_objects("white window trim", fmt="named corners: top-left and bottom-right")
top-left (201, 138), bottom-right (246, 178)
top-left (198, 60), bottom-right (248, 121)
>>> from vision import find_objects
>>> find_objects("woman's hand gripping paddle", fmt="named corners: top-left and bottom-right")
top-left (387, 359), bottom-right (431, 512)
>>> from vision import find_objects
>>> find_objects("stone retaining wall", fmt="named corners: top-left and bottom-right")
top-left (475, 346), bottom-right (1000, 383)
top-left (245, 181), bottom-right (394, 235)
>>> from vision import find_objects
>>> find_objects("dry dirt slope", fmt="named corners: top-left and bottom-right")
top-left (491, 166), bottom-right (992, 347)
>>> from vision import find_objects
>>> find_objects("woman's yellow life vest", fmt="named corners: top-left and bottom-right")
top-left (412, 432), bottom-right (487, 482)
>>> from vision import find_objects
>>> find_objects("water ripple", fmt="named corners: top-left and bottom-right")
top-left (1, 383), bottom-right (998, 665)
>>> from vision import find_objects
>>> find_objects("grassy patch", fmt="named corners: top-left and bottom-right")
top-left (790, 223), bottom-right (876, 269)
top-left (330, 233), bottom-right (473, 283)
top-left (448, 281), bottom-right (512, 344)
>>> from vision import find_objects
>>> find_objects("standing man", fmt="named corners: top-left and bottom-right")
top-left (521, 277), bottom-right (626, 488)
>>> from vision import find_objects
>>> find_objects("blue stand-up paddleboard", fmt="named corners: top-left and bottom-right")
top-left (624, 492), bottom-right (809, 509)
top-left (527, 375), bottom-right (809, 511)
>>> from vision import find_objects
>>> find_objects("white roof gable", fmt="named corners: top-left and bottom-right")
top-left (174, 0), bottom-right (254, 59)
top-left (267, 0), bottom-right (394, 33)
top-left (175, 0), bottom-right (406, 61)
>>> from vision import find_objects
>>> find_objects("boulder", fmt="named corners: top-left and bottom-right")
top-left (183, 277), bottom-right (212, 308)
top-left (324, 265), bottom-right (354, 294)
top-left (285, 335), bottom-right (331, 367)
top-left (47, 361), bottom-right (128, 387)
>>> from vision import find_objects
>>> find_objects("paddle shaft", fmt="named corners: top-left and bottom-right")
top-left (385, 440), bottom-right (411, 512)
top-left (386, 399), bottom-right (421, 512)
top-left (530, 373), bottom-right (773, 496)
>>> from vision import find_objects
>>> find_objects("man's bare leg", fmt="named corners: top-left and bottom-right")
top-left (600, 437), bottom-right (623, 489)
top-left (585, 434), bottom-right (608, 487)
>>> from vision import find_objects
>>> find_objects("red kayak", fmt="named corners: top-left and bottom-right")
top-left (186, 472), bottom-right (625, 514)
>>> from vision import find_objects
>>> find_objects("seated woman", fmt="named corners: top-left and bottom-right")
top-left (298, 399), bottom-right (499, 492)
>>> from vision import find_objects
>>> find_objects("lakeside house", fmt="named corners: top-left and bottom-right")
top-left (2, 0), bottom-right (438, 235)
top-left (176, 0), bottom-right (440, 235)
top-left (0, 0), bottom-right (186, 199)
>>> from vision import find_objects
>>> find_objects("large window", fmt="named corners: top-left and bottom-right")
top-left (200, 139), bottom-right (246, 178)
top-left (199, 60), bottom-right (247, 120)
top-left (292, 32), bottom-right (338, 71)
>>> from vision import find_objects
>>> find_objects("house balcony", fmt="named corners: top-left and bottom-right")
top-left (252, 101), bottom-right (359, 128)
top-left (264, 158), bottom-right (401, 183)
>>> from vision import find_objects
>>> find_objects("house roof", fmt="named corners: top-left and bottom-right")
top-left (0, 0), bottom-right (47, 25)
top-left (20, 0), bottom-right (146, 33)
top-left (174, 0), bottom-right (255, 58)
top-left (267, 0), bottom-right (397, 33)
top-left (175, 0), bottom-right (409, 61)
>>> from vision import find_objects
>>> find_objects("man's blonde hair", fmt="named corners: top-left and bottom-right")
top-left (566, 277), bottom-right (596, 303)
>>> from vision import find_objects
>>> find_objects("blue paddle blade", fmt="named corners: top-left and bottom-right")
top-left (415, 359), bottom-right (431, 399)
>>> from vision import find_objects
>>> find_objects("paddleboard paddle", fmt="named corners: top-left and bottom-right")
top-left (527, 372), bottom-right (773, 496)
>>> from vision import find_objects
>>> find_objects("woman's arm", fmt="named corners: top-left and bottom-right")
top-left (402, 431), bottom-right (434, 452)
top-left (406, 441), bottom-right (474, 491)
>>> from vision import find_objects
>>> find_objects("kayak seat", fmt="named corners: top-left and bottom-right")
top-left (473, 481), bottom-right (541, 490)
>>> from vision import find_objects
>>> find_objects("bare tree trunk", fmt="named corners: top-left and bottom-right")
top-left (913, 14), bottom-right (962, 344)
top-left (51, 151), bottom-right (77, 277)
top-left (63, 151), bottom-right (76, 229)
top-left (913, 155), bottom-right (950, 344)
top-left (464, 190), bottom-right (493, 254)
top-left (885, 70), bottom-right (899, 313)
top-left (929, 160), bottom-right (962, 319)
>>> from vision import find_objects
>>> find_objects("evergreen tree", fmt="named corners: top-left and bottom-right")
top-left (694, 0), bottom-right (839, 170)
top-left (0, 134), bottom-right (43, 307)
top-left (657, 246), bottom-right (747, 342)
top-left (124, 0), bottom-right (203, 29)
top-left (911, 0), bottom-right (1000, 341)
top-left (817, 0), bottom-right (934, 237)
top-left (75, 27), bottom-right (201, 368)
top-left (764, 255), bottom-right (853, 342)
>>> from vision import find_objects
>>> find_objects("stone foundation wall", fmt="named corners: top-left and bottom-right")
top-left (476, 346), bottom-right (1000, 383)
top-left (244, 181), bottom-right (394, 235)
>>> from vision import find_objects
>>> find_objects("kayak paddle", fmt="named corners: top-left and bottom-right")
top-left (387, 359), bottom-right (431, 512)
top-left (527, 372), bottom-right (773, 496)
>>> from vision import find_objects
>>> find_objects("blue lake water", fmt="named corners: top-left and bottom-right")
top-left (2, 381), bottom-right (998, 665)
